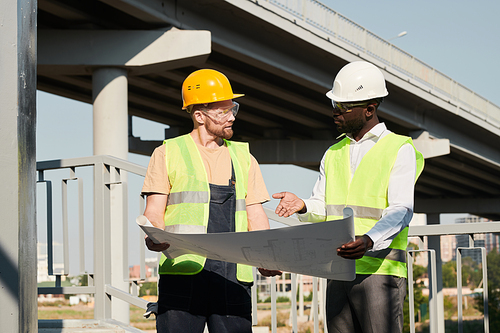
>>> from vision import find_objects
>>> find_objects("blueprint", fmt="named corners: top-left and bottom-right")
top-left (137, 209), bottom-right (355, 281)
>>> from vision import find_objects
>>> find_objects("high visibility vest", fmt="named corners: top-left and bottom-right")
top-left (158, 134), bottom-right (254, 283)
top-left (324, 133), bottom-right (424, 278)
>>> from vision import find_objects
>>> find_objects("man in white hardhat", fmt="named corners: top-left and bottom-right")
top-left (273, 61), bottom-right (424, 333)
top-left (142, 69), bottom-right (281, 332)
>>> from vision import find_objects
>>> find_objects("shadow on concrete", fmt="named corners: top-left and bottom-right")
top-left (0, 243), bottom-right (19, 303)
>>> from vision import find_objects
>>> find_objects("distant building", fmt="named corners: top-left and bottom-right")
top-left (129, 257), bottom-right (158, 281)
top-left (455, 215), bottom-right (497, 263)
top-left (408, 214), bottom-right (499, 267)
top-left (408, 234), bottom-right (456, 267)
top-left (440, 235), bottom-right (457, 262)
top-left (408, 214), bottom-right (432, 267)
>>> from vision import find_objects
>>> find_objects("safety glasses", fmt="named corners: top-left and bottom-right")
top-left (332, 100), bottom-right (370, 114)
top-left (202, 101), bottom-right (239, 120)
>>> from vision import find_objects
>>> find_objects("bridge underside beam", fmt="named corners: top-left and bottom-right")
top-left (239, 140), bottom-right (333, 169)
top-left (415, 197), bottom-right (500, 216)
top-left (38, 28), bottom-right (211, 75)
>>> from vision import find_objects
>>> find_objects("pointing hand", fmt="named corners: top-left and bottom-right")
top-left (272, 192), bottom-right (306, 217)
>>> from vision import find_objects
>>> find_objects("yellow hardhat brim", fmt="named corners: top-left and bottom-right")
top-left (182, 93), bottom-right (245, 109)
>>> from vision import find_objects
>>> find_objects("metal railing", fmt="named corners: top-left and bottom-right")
top-left (37, 156), bottom-right (496, 332)
top-left (252, 0), bottom-right (500, 129)
top-left (37, 155), bottom-right (150, 324)
top-left (409, 223), bottom-right (497, 333)
top-left (267, 209), bottom-right (497, 333)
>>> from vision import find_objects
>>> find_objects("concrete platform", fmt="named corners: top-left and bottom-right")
top-left (39, 319), bottom-right (270, 332)
top-left (38, 319), bottom-right (144, 333)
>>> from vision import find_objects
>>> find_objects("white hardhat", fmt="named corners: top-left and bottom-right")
top-left (326, 61), bottom-right (388, 102)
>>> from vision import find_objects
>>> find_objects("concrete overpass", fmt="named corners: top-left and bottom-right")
top-left (34, 0), bottom-right (500, 220)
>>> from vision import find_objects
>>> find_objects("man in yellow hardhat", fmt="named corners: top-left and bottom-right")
top-left (141, 69), bottom-right (281, 332)
top-left (273, 61), bottom-right (424, 333)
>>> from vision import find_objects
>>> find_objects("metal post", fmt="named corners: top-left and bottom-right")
top-left (92, 67), bottom-right (130, 323)
top-left (93, 162), bottom-right (112, 319)
top-left (299, 274), bottom-right (304, 317)
top-left (408, 249), bottom-right (438, 333)
top-left (291, 273), bottom-right (298, 332)
top-left (37, 174), bottom-right (54, 276)
top-left (322, 278), bottom-right (328, 333)
top-left (457, 245), bottom-right (489, 333)
top-left (0, 0), bottom-right (37, 332)
top-left (139, 195), bottom-right (146, 281)
top-left (408, 251), bottom-right (416, 333)
top-left (271, 276), bottom-right (277, 333)
top-left (313, 277), bottom-right (319, 333)
top-left (282, 273), bottom-right (286, 295)
top-left (427, 213), bottom-right (445, 333)
top-left (252, 268), bottom-right (258, 326)
top-left (482, 247), bottom-right (489, 333)
top-left (456, 235), bottom-right (474, 333)
top-left (428, 250), bottom-right (439, 333)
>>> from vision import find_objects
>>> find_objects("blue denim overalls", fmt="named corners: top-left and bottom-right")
top-left (157, 165), bottom-right (253, 333)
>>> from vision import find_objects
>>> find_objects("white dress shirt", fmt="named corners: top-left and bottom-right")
top-left (298, 123), bottom-right (417, 251)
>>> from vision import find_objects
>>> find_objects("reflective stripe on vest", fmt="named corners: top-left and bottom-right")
top-left (327, 205), bottom-right (384, 220)
top-left (364, 248), bottom-right (407, 263)
top-left (325, 133), bottom-right (424, 278)
top-left (158, 134), bottom-right (254, 283)
top-left (168, 191), bottom-right (246, 212)
top-left (167, 191), bottom-right (209, 206)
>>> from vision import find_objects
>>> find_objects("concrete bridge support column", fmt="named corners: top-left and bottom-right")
top-left (0, 0), bottom-right (37, 332)
top-left (92, 67), bottom-right (130, 324)
top-left (93, 68), bottom-right (129, 159)
top-left (427, 213), bottom-right (445, 333)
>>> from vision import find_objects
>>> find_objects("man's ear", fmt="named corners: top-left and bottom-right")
top-left (365, 104), bottom-right (376, 117)
top-left (193, 110), bottom-right (206, 125)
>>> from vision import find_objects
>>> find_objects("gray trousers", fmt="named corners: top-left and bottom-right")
top-left (326, 274), bottom-right (406, 333)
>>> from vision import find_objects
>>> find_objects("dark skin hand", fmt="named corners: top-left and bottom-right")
top-left (258, 268), bottom-right (283, 277)
top-left (145, 235), bottom-right (170, 252)
top-left (337, 235), bottom-right (373, 260)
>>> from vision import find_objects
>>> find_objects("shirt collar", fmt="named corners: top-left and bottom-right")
top-left (343, 122), bottom-right (387, 142)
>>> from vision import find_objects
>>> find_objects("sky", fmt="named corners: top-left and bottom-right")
top-left (36, 0), bottom-right (497, 273)
top-left (321, 0), bottom-right (500, 107)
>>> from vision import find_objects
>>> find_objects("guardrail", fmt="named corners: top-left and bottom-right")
top-left (253, 0), bottom-right (500, 129)
top-left (409, 223), bottom-right (495, 333)
top-left (37, 155), bottom-right (150, 324)
top-left (37, 156), bottom-right (494, 332)
top-left (269, 208), bottom-right (495, 333)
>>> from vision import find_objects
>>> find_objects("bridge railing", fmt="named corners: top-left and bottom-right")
top-left (254, 0), bottom-right (500, 129)
top-left (37, 156), bottom-right (495, 332)
top-left (37, 155), bottom-right (151, 324)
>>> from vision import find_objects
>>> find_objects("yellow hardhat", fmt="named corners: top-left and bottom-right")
top-left (181, 69), bottom-right (244, 109)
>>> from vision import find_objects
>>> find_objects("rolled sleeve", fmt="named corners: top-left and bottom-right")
top-left (141, 145), bottom-right (170, 195)
top-left (245, 155), bottom-right (270, 206)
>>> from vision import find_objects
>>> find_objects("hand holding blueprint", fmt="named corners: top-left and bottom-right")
top-left (137, 208), bottom-right (355, 281)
